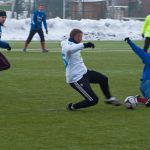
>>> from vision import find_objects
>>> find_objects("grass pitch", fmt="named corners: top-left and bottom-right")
top-left (0, 40), bottom-right (150, 150)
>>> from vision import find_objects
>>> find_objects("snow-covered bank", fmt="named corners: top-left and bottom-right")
top-left (2, 17), bottom-right (144, 41)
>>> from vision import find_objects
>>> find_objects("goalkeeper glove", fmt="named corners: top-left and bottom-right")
top-left (83, 42), bottom-right (95, 48)
top-left (7, 45), bottom-right (11, 51)
top-left (124, 37), bottom-right (130, 43)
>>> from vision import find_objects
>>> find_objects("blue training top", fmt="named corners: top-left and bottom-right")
top-left (128, 40), bottom-right (150, 81)
top-left (31, 10), bottom-right (47, 31)
top-left (0, 25), bottom-right (10, 49)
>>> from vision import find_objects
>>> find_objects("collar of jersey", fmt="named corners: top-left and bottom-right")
top-left (69, 38), bottom-right (78, 44)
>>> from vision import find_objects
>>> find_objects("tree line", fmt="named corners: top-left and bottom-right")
top-left (12, 0), bottom-right (64, 19)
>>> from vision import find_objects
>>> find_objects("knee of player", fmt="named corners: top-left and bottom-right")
top-left (103, 76), bottom-right (108, 83)
top-left (2, 62), bottom-right (11, 71)
top-left (90, 96), bottom-right (99, 105)
top-left (6, 63), bottom-right (11, 69)
top-left (7, 63), bottom-right (10, 69)
top-left (26, 39), bottom-right (31, 43)
top-left (97, 75), bottom-right (108, 84)
top-left (40, 39), bottom-right (45, 42)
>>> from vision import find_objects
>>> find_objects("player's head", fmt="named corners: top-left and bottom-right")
top-left (0, 10), bottom-right (7, 25)
top-left (70, 29), bottom-right (83, 43)
top-left (38, 5), bottom-right (45, 11)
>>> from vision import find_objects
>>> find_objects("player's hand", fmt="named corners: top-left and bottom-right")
top-left (142, 34), bottom-right (144, 38)
top-left (7, 45), bottom-right (11, 51)
top-left (46, 30), bottom-right (48, 34)
top-left (124, 37), bottom-right (130, 43)
top-left (83, 42), bottom-right (95, 48)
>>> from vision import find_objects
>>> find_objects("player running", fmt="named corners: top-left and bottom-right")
top-left (61, 29), bottom-right (121, 111)
top-left (23, 5), bottom-right (48, 52)
top-left (0, 10), bottom-right (11, 71)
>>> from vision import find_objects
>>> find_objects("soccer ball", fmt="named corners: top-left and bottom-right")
top-left (124, 96), bottom-right (138, 109)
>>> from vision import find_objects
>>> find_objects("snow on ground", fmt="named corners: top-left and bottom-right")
top-left (2, 17), bottom-right (144, 41)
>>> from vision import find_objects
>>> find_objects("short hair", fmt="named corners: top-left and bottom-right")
top-left (0, 10), bottom-right (6, 17)
top-left (70, 29), bottom-right (83, 38)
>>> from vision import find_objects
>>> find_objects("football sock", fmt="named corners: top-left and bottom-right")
top-left (137, 98), bottom-right (147, 103)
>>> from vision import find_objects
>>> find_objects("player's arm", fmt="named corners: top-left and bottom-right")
top-left (32, 12), bottom-right (38, 28)
top-left (65, 43), bottom-right (84, 54)
top-left (63, 42), bottom-right (95, 54)
top-left (43, 13), bottom-right (48, 33)
top-left (0, 40), bottom-right (11, 50)
top-left (125, 38), bottom-right (150, 64)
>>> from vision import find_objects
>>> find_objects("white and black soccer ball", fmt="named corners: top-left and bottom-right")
top-left (124, 96), bottom-right (138, 109)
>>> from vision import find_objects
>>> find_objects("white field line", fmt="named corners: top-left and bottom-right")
top-left (4, 49), bottom-right (132, 53)
top-left (48, 108), bottom-right (66, 111)
top-left (8, 41), bottom-right (60, 43)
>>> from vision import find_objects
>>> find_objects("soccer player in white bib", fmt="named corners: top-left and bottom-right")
top-left (61, 29), bottom-right (121, 111)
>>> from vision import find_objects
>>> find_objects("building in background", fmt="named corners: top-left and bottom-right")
top-left (34, 0), bottom-right (63, 18)
top-left (141, 0), bottom-right (150, 17)
top-left (71, 0), bottom-right (107, 20)
top-left (112, 0), bottom-right (150, 18)
top-left (0, 0), bottom-right (150, 20)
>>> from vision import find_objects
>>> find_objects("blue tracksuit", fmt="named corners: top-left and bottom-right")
top-left (31, 10), bottom-right (47, 31)
top-left (127, 40), bottom-right (150, 98)
top-left (0, 25), bottom-right (10, 49)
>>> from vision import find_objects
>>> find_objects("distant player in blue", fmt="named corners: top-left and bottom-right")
top-left (0, 10), bottom-right (11, 71)
top-left (125, 37), bottom-right (150, 106)
top-left (23, 5), bottom-right (48, 52)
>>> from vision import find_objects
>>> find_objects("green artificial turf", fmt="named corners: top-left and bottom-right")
top-left (0, 40), bottom-right (150, 150)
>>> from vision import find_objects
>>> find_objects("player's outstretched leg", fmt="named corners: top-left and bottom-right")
top-left (136, 95), bottom-right (150, 107)
top-left (87, 70), bottom-right (121, 106)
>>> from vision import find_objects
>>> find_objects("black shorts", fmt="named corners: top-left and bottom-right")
top-left (26, 29), bottom-right (45, 43)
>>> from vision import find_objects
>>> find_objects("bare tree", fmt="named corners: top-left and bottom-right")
top-left (27, 0), bottom-right (32, 18)
top-left (11, 0), bottom-right (25, 19)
